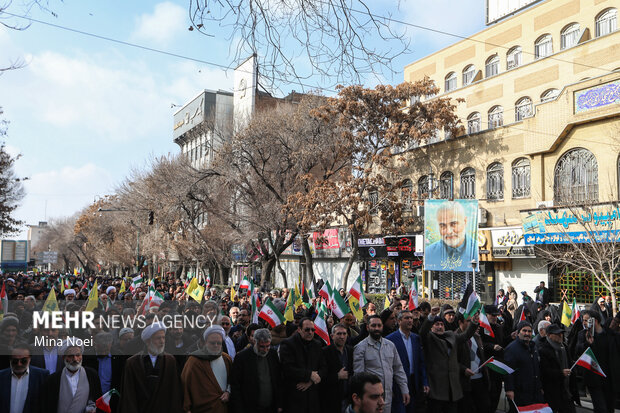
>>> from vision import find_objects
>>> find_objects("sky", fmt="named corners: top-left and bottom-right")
top-left (0, 0), bottom-right (486, 240)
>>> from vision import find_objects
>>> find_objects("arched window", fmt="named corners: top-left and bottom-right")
top-left (596, 8), bottom-right (617, 37)
top-left (561, 23), bottom-right (580, 49)
top-left (535, 34), bottom-right (553, 59)
top-left (460, 168), bottom-right (476, 199)
top-left (515, 97), bottom-right (533, 121)
top-left (445, 72), bottom-right (457, 92)
top-left (440, 172), bottom-right (453, 199)
top-left (462, 65), bottom-right (476, 86)
top-left (541, 88), bottom-right (560, 103)
top-left (401, 179), bottom-right (413, 211)
top-left (512, 158), bottom-right (531, 199)
top-left (418, 176), bottom-right (430, 199)
top-left (507, 46), bottom-right (522, 69)
top-left (487, 163), bottom-right (504, 200)
top-left (554, 148), bottom-right (598, 205)
top-left (485, 55), bottom-right (500, 78)
top-left (467, 112), bottom-right (481, 134)
top-left (488, 106), bottom-right (503, 129)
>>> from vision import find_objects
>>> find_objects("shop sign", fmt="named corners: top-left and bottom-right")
top-left (357, 235), bottom-right (421, 260)
top-left (490, 227), bottom-right (535, 258)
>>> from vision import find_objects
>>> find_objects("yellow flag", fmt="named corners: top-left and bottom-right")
top-left (74, 268), bottom-right (78, 276)
top-left (119, 280), bottom-right (126, 294)
top-left (295, 283), bottom-right (303, 307)
top-left (284, 290), bottom-right (295, 322)
top-left (60, 277), bottom-right (65, 294)
top-left (86, 281), bottom-right (99, 311)
top-left (42, 289), bottom-right (60, 313)
top-left (189, 283), bottom-right (205, 303)
top-left (561, 300), bottom-right (572, 327)
top-left (185, 278), bottom-right (198, 296)
top-left (384, 295), bottom-right (391, 310)
top-left (349, 296), bottom-right (363, 321)
top-left (231, 286), bottom-right (237, 302)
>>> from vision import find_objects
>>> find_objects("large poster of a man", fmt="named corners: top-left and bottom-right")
top-left (424, 200), bottom-right (479, 271)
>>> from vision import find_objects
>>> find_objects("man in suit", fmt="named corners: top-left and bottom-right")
top-left (83, 331), bottom-right (123, 412)
top-left (0, 343), bottom-right (49, 413)
top-left (322, 323), bottom-right (354, 413)
top-left (39, 337), bottom-right (102, 413)
top-left (30, 327), bottom-right (63, 374)
top-left (386, 310), bottom-right (429, 413)
top-left (230, 328), bottom-right (282, 413)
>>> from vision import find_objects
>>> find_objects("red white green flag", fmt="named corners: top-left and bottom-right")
top-left (259, 298), bottom-right (285, 328)
top-left (348, 275), bottom-right (367, 307)
top-left (330, 287), bottom-right (350, 318)
top-left (318, 280), bottom-right (333, 306)
top-left (479, 306), bottom-right (495, 338)
top-left (96, 389), bottom-right (119, 413)
top-left (570, 298), bottom-right (580, 325)
top-left (408, 278), bottom-right (419, 311)
top-left (239, 276), bottom-right (251, 290)
top-left (514, 403), bottom-right (552, 413)
top-left (314, 304), bottom-right (330, 345)
top-left (479, 356), bottom-right (513, 374)
top-left (574, 347), bottom-right (606, 377)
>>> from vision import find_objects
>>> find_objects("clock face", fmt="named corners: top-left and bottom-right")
top-left (238, 78), bottom-right (247, 98)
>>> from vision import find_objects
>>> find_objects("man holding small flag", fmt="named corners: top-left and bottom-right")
top-left (504, 321), bottom-right (544, 408)
top-left (539, 324), bottom-right (576, 413)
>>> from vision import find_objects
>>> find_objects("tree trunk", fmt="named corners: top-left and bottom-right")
top-left (261, 257), bottom-right (276, 289)
top-left (341, 231), bottom-right (359, 290)
top-left (302, 236), bottom-right (315, 285)
top-left (274, 252), bottom-right (288, 288)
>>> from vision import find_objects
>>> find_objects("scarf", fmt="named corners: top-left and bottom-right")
top-left (57, 367), bottom-right (90, 413)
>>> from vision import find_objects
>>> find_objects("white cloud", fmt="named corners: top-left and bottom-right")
top-left (131, 2), bottom-right (187, 46)
top-left (164, 60), bottom-right (234, 105)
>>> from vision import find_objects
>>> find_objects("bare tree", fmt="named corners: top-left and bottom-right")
top-left (188, 0), bottom-right (410, 86)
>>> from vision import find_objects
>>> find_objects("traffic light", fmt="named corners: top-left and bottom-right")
top-left (148, 211), bottom-right (154, 225)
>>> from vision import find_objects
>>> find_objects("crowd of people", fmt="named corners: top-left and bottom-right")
top-left (0, 272), bottom-right (619, 413)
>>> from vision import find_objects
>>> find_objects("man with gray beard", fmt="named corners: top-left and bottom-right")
top-left (119, 322), bottom-right (183, 413)
top-left (39, 338), bottom-right (102, 413)
top-left (230, 328), bottom-right (283, 413)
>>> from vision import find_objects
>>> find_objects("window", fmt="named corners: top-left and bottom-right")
top-left (368, 190), bottom-right (379, 215)
top-left (487, 163), bottom-right (504, 200)
top-left (535, 35), bottom-right (553, 59)
top-left (462, 65), bottom-right (476, 86)
top-left (488, 106), bottom-right (503, 129)
top-left (512, 158), bottom-right (531, 199)
top-left (467, 112), bottom-right (481, 134)
top-left (440, 172), bottom-right (453, 199)
top-left (485, 55), bottom-right (500, 78)
top-left (401, 179), bottom-right (413, 211)
top-left (445, 72), bottom-right (457, 92)
top-left (561, 23), bottom-right (580, 49)
top-left (460, 168), bottom-right (476, 199)
top-left (596, 8), bottom-right (617, 37)
top-left (507, 46), bottom-right (522, 69)
top-left (515, 97), bottom-right (533, 121)
top-left (554, 148), bottom-right (598, 205)
top-left (541, 89), bottom-right (560, 103)
top-left (418, 176), bottom-right (430, 199)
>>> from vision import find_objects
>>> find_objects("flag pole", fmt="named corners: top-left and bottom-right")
top-left (473, 356), bottom-right (493, 374)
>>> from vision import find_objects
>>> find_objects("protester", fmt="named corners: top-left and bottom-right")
top-left (504, 321), bottom-right (544, 407)
top-left (346, 372), bottom-right (385, 413)
top-left (539, 324), bottom-right (576, 413)
top-left (322, 323), bottom-right (354, 413)
top-left (0, 343), bottom-right (49, 413)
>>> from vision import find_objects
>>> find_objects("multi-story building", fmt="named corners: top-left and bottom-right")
top-left (399, 0), bottom-right (619, 302)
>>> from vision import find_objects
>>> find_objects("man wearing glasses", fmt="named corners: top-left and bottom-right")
top-left (0, 343), bottom-right (49, 413)
top-left (279, 317), bottom-right (327, 413)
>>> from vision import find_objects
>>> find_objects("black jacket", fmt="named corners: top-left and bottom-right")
top-left (539, 339), bottom-right (575, 411)
top-left (504, 338), bottom-right (544, 407)
top-left (321, 344), bottom-right (354, 413)
top-left (279, 334), bottom-right (328, 413)
top-left (230, 347), bottom-right (282, 413)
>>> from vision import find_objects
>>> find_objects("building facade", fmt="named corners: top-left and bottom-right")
top-left (400, 0), bottom-right (619, 302)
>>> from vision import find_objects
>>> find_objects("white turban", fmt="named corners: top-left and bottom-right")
top-left (106, 286), bottom-right (116, 294)
top-left (203, 325), bottom-right (226, 341)
top-left (141, 322), bottom-right (166, 342)
top-left (7, 278), bottom-right (15, 283)
top-left (63, 289), bottom-right (76, 296)
top-left (59, 337), bottom-right (84, 356)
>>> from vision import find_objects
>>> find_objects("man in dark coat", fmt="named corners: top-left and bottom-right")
top-left (539, 324), bottom-right (576, 413)
top-left (322, 323), bottom-right (354, 413)
top-left (504, 321), bottom-right (544, 407)
top-left (386, 310), bottom-right (428, 413)
top-left (230, 328), bottom-right (282, 413)
top-left (279, 317), bottom-right (328, 413)
top-left (0, 343), bottom-right (49, 413)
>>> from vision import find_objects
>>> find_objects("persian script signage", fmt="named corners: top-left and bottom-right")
top-left (575, 80), bottom-right (620, 114)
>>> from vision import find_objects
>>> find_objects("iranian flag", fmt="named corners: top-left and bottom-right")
top-left (307, 280), bottom-right (316, 300)
top-left (479, 357), bottom-right (514, 374)
top-left (570, 298), bottom-right (581, 325)
top-left (479, 306), bottom-right (495, 338)
top-left (96, 388), bottom-right (119, 413)
top-left (348, 275), bottom-right (367, 307)
top-left (0, 282), bottom-right (7, 316)
top-left (318, 280), bottom-right (333, 306)
top-left (206, 275), bottom-right (212, 289)
top-left (463, 287), bottom-right (481, 318)
top-left (130, 275), bottom-right (143, 292)
top-left (518, 306), bottom-right (527, 322)
top-left (330, 288), bottom-right (350, 318)
top-left (314, 303), bottom-right (331, 345)
top-left (239, 276), bottom-right (251, 290)
top-left (408, 278), bottom-right (419, 311)
top-left (258, 299), bottom-right (285, 327)
top-left (574, 347), bottom-right (606, 377)
top-left (147, 281), bottom-right (164, 309)
top-left (251, 293), bottom-right (259, 324)
top-left (514, 403), bottom-right (552, 413)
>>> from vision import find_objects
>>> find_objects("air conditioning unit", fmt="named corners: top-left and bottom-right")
top-left (536, 200), bottom-right (554, 209)
top-left (416, 205), bottom-right (425, 217)
top-left (478, 208), bottom-right (488, 226)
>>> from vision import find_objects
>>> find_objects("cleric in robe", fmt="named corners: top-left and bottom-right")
top-left (424, 200), bottom-right (479, 272)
